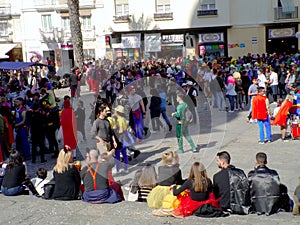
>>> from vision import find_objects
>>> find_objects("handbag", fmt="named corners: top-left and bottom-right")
top-left (43, 180), bottom-right (55, 200)
top-left (127, 187), bottom-right (138, 202)
top-left (56, 126), bottom-right (63, 142)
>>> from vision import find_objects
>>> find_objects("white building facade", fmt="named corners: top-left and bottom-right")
top-left (1, 0), bottom-right (300, 74)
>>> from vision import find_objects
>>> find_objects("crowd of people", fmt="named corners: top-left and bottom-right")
top-left (0, 52), bottom-right (300, 218)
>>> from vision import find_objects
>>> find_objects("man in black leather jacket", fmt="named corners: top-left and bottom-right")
top-left (248, 152), bottom-right (280, 215)
top-left (213, 151), bottom-right (250, 214)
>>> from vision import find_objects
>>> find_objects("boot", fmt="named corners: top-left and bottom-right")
top-left (23, 179), bottom-right (40, 197)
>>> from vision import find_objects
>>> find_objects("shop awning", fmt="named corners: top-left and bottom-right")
top-left (0, 44), bottom-right (17, 59)
top-left (0, 62), bottom-right (48, 70)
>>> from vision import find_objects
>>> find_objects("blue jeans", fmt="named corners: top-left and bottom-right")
top-left (248, 98), bottom-right (253, 118)
top-left (115, 146), bottom-right (128, 172)
top-left (132, 110), bottom-right (144, 140)
top-left (1, 186), bottom-right (24, 196)
top-left (257, 116), bottom-right (272, 142)
top-left (227, 95), bottom-right (235, 111)
top-left (160, 107), bottom-right (171, 126)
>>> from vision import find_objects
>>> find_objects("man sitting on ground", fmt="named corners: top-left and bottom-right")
top-left (248, 152), bottom-right (281, 215)
top-left (213, 151), bottom-right (250, 214)
top-left (81, 149), bottom-right (122, 203)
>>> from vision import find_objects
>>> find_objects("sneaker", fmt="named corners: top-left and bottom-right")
top-left (282, 138), bottom-right (289, 143)
top-left (258, 141), bottom-right (265, 145)
top-left (267, 140), bottom-right (272, 143)
top-left (168, 125), bottom-right (172, 132)
top-left (228, 110), bottom-right (234, 113)
top-left (192, 149), bottom-right (197, 153)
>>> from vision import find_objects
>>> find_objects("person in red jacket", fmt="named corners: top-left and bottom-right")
top-left (252, 87), bottom-right (272, 144)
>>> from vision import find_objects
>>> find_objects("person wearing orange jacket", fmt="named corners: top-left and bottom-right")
top-left (252, 87), bottom-right (272, 144)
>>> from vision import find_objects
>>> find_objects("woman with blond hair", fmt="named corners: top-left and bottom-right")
top-left (137, 164), bottom-right (157, 202)
top-left (171, 162), bottom-right (219, 217)
top-left (52, 145), bottom-right (81, 200)
top-left (148, 151), bottom-right (183, 208)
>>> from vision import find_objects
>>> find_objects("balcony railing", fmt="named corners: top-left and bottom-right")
top-left (154, 12), bottom-right (173, 21)
top-left (61, 28), bottom-right (95, 41)
top-left (0, 36), bottom-right (12, 42)
top-left (0, 4), bottom-right (11, 18)
top-left (113, 15), bottom-right (131, 23)
top-left (274, 7), bottom-right (299, 20)
top-left (35, 0), bottom-right (95, 10)
top-left (197, 9), bottom-right (218, 16)
top-left (34, 0), bottom-right (55, 7)
top-left (40, 30), bottom-right (55, 41)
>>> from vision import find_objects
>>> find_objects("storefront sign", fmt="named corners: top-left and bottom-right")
top-left (144, 33), bottom-right (161, 52)
top-left (252, 37), bottom-right (257, 44)
top-left (161, 34), bottom-right (184, 44)
top-left (198, 33), bottom-right (224, 43)
top-left (61, 43), bottom-right (73, 49)
top-left (268, 28), bottom-right (295, 38)
top-left (121, 33), bottom-right (141, 48)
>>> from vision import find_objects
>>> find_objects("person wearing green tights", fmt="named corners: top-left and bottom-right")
top-left (171, 93), bottom-right (196, 153)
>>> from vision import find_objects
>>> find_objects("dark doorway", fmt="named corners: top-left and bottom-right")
top-left (266, 37), bottom-right (297, 54)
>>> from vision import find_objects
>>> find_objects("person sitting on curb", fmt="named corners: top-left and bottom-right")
top-left (213, 151), bottom-right (250, 214)
top-left (81, 149), bottom-right (122, 203)
top-left (293, 177), bottom-right (300, 215)
top-left (248, 152), bottom-right (281, 215)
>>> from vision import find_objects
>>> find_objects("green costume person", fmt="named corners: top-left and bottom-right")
top-left (172, 94), bottom-right (196, 153)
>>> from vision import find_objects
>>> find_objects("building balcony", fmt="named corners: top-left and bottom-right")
top-left (34, 0), bottom-right (55, 7)
top-left (56, 0), bottom-right (95, 10)
top-left (113, 15), bottom-right (131, 23)
top-left (153, 12), bottom-right (173, 21)
top-left (197, 9), bottom-right (218, 16)
top-left (0, 37), bottom-right (12, 42)
top-left (82, 28), bottom-right (95, 41)
top-left (0, 4), bottom-right (11, 19)
top-left (61, 27), bottom-right (95, 41)
top-left (40, 30), bottom-right (56, 42)
top-left (34, 0), bottom-right (95, 11)
top-left (274, 7), bottom-right (299, 20)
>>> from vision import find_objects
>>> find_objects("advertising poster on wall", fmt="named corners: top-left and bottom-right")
top-left (55, 49), bottom-right (62, 67)
top-left (144, 33), bottom-right (161, 52)
top-left (121, 33), bottom-right (141, 49)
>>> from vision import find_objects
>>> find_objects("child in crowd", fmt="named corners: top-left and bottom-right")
top-left (31, 167), bottom-right (50, 196)
top-left (75, 100), bottom-right (86, 141)
top-left (113, 105), bottom-right (134, 173)
top-left (137, 164), bottom-right (157, 202)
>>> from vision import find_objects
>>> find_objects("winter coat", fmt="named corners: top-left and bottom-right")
top-left (228, 165), bottom-right (251, 214)
top-left (248, 165), bottom-right (280, 215)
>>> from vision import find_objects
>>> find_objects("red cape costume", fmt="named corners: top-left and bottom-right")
top-left (60, 99), bottom-right (78, 149)
top-left (271, 101), bottom-right (293, 127)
